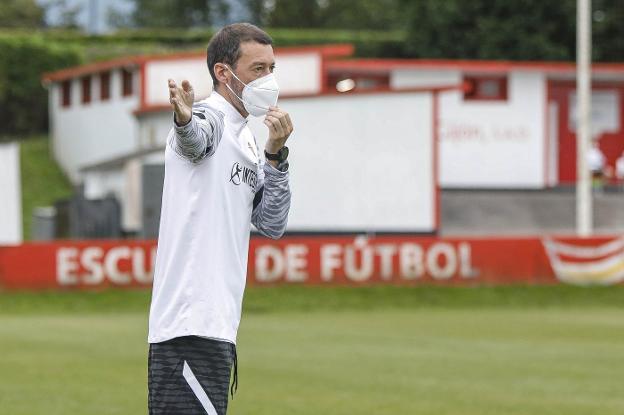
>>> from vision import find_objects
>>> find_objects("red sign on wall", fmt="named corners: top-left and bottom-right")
top-left (0, 235), bottom-right (622, 290)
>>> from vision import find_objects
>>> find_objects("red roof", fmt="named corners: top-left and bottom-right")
top-left (326, 58), bottom-right (624, 74)
top-left (42, 44), bottom-right (355, 83)
top-left (133, 83), bottom-right (466, 116)
top-left (43, 43), bottom-right (624, 84)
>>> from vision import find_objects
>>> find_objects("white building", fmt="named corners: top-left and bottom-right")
top-left (326, 58), bottom-right (624, 188)
top-left (0, 142), bottom-right (22, 244)
top-left (43, 44), bottom-right (624, 234)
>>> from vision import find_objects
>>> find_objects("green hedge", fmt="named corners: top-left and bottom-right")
top-left (269, 28), bottom-right (407, 58)
top-left (0, 35), bottom-right (83, 138)
top-left (0, 27), bottom-right (408, 59)
top-left (0, 28), bottom-right (406, 137)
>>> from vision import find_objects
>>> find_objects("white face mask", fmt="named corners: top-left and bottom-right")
top-left (225, 66), bottom-right (280, 117)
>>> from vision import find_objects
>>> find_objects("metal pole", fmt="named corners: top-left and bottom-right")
top-left (576, 0), bottom-right (592, 236)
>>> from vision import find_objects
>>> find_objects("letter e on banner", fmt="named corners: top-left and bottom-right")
top-left (57, 247), bottom-right (79, 285)
top-left (285, 244), bottom-right (308, 282)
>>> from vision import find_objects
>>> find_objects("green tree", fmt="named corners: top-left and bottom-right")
top-left (0, 36), bottom-right (83, 137)
top-left (317, 0), bottom-right (405, 31)
top-left (246, 0), bottom-right (270, 26)
top-left (401, 0), bottom-right (576, 60)
top-left (401, 0), bottom-right (624, 61)
top-left (250, 0), bottom-right (624, 62)
top-left (264, 0), bottom-right (323, 28)
top-left (39, 0), bottom-right (83, 29)
top-left (0, 0), bottom-right (44, 28)
top-left (254, 0), bottom-right (405, 30)
top-left (592, 0), bottom-right (624, 62)
top-left (127, 0), bottom-right (229, 28)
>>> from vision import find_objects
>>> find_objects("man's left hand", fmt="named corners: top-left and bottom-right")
top-left (264, 107), bottom-right (293, 154)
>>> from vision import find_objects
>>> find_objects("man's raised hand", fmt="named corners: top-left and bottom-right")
top-left (168, 79), bottom-right (194, 126)
top-left (264, 106), bottom-right (294, 154)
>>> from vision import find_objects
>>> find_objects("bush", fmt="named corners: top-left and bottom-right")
top-left (0, 34), bottom-right (83, 138)
top-left (0, 27), bottom-right (408, 59)
top-left (0, 28), bottom-right (407, 137)
top-left (268, 28), bottom-right (408, 57)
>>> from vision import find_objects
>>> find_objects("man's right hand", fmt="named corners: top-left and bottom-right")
top-left (168, 79), bottom-right (194, 126)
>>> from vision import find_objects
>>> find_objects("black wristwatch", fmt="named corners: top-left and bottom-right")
top-left (264, 146), bottom-right (289, 162)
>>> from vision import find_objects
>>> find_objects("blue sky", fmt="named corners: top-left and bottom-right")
top-left (37, 0), bottom-right (250, 33)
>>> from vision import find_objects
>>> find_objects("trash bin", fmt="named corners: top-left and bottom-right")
top-left (32, 206), bottom-right (57, 240)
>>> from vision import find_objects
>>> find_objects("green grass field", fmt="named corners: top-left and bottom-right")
top-left (1, 286), bottom-right (623, 415)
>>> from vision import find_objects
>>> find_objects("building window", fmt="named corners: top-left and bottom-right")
top-left (122, 69), bottom-right (133, 97)
top-left (61, 80), bottom-right (71, 107)
top-left (100, 71), bottom-right (111, 101)
top-left (464, 76), bottom-right (508, 101)
top-left (81, 76), bottom-right (91, 104)
top-left (327, 73), bottom-right (390, 93)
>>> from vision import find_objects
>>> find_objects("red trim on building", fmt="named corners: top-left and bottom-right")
top-left (133, 84), bottom-right (465, 116)
top-left (325, 58), bottom-right (624, 74)
top-left (549, 79), bottom-right (624, 183)
top-left (140, 61), bottom-right (147, 109)
top-left (42, 44), bottom-right (355, 84)
top-left (544, 77), bottom-right (550, 187)
top-left (432, 92), bottom-right (440, 231)
top-left (43, 56), bottom-right (142, 83)
top-left (320, 51), bottom-right (329, 94)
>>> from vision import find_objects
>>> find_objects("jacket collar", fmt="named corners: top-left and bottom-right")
top-left (208, 91), bottom-right (248, 135)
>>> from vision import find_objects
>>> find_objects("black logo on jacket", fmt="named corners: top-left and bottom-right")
top-left (230, 162), bottom-right (257, 189)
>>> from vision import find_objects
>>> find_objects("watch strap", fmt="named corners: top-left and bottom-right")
top-left (264, 146), bottom-right (288, 162)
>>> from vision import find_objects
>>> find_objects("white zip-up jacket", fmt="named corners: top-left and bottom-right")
top-left (148, 92), bottom-right (291, 344)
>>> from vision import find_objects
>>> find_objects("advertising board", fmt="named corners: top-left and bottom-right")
top-left (1, 235), bottom-right (622, 290)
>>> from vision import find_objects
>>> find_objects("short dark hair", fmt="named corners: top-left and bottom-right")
top-left (207, 23), bottom-right (273, 87)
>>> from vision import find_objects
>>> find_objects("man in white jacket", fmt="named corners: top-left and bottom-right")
top-left (147, 23), bottom-right (293, 415)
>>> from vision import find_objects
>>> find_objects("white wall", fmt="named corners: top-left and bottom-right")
top-left (146, 58), bottom-right (214, 106)
top-left (392, 69), bottom-right (547, 188)
top-left (440, 71), bottom-right (546, 188)
top-left (50, 69), bottom-right (140, 182)
top-left (248, 92), bottom-right (436, 232)
top-left (392, 69), bottom-right (461, 89)
top-left (144, 52), bottom-right (322, 107)
top-left (139, 92), bottom-right (437, 232)
top-left (0, 142), bottom-right (22, 244)
top-left (271, 53), bottom-right (321, 95)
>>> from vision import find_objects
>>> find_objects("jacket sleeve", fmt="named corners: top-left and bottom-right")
top-left (251, 157), bottom-right (291, 239)
top-left (168, 102), bottom-right (225, 163)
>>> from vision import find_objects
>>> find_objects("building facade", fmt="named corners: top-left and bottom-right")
top-left (43, 45), bottom-right (624, 235)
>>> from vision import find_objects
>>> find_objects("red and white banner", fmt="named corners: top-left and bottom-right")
top-left (0, 235), bottom-right (623, 290)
